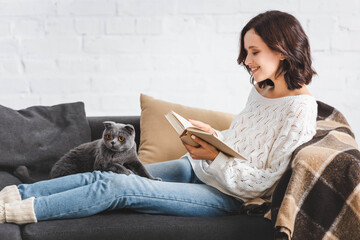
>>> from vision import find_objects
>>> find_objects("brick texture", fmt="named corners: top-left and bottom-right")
top-left (0, 0), bottom-right (359, 139)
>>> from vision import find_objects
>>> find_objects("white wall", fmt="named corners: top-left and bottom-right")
top-left (0, 0), bottom-right (359, 139)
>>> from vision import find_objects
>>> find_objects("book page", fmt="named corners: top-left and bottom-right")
top-left (171, 111), bottom-right (195, 130)
top-left (165, 112), bottom-right (185, 135)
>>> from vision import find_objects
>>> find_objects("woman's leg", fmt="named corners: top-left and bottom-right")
top-left (107, 174), bottom-right (242, 217)
top-left (17, 157), bottom-right (194, 200)
top-left (17, 171), bottom-right (114, 199)
top-left (34, 169), bottom-right (243, 221)
top-left (144, 157), bottom-right (201, 183)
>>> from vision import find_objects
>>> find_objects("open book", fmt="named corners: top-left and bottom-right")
top-left (165, 111), bottom-right (247, 160)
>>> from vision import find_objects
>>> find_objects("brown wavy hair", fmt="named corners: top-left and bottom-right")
top-left (237, 10), bottom-right (316, 89)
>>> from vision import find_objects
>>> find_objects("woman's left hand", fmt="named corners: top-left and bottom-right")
top-left (182, 135), bottom-right (219, 161)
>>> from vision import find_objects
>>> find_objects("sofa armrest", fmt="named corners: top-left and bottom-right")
top-left (87, 116), bottom-right (141, 150)
top-left (0, 170), bottom-right (22, 190)
top-left (0, 171), bottom-right (22, 240)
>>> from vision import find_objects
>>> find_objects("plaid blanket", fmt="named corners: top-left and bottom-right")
top-left (271, 101), bottom-right (360, 239)
top-left (243, 101), bottom-right (360, 239)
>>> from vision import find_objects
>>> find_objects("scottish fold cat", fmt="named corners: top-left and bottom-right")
top-left (49, 121), bottom-right (161, 181)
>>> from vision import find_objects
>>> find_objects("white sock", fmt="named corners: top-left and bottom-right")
top-left (0, 185), bottom-right (21, 204)
top-left (0, 203), bottom-right (4, 224)
top-left (5, 197), bottom-right (37, 225)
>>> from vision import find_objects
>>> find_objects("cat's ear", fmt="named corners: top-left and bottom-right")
top-left (103, 121), bottom-right (115, 130)
top-left (124, 124), bottom-right (135, 135)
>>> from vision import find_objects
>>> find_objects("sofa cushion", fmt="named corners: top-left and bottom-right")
top-left (138, 94), bottom-right (235, 164)
top-left (21, 211), bottom-right (273, 240)
top-left (0, 224), bottom-right (22, 240)
top-left (0, 102), bottom-right (91, 181)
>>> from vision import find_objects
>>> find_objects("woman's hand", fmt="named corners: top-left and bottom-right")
top-left (188, 119), bottom-right (217, 136)
top-left (182, 135), bottom-right (219, 161)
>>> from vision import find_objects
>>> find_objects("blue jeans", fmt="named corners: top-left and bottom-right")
top-left (17, 157), bottom-right (243, 221)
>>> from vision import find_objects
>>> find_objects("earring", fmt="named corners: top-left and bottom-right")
top-left (280, 53), bottom-right (285, 61)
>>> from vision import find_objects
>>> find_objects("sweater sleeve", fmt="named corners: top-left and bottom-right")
top-left (204, 102), bottom-right (317, 200)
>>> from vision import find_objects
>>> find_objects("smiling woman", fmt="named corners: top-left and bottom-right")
top-left (237, 11), bottom-right (317, 90)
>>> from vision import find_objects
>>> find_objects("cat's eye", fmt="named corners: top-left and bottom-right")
top-left (118, 136), bottom-right (125, 142)
top-left (105, 135), bottom-right (112, 140)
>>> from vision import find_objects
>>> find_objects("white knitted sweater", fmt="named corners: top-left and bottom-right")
top-left (188, 86), bottom-right (318, 202)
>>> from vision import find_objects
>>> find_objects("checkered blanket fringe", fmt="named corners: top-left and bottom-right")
top-left (243, 101), bottom-right (360, 240)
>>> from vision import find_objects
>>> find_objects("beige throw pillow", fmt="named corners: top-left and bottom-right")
top-left (138, 94), bottom-right (235, 164)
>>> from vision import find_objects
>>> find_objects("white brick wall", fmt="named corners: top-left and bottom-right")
top-left (0, 0), bottom-right (359, 139)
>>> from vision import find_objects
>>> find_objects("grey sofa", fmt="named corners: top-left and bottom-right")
top-left (0, 103), bottom-right (274, 240)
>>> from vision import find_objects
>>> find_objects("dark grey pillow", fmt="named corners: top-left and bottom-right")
top-left (0, 102), bottom-right (91, 181)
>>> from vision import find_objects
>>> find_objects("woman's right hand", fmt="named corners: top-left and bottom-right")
top-left (188, 119), bottom-right (217, 136)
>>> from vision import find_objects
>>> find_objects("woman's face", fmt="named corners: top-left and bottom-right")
top-left (244, 28), bottom-right (284, 83)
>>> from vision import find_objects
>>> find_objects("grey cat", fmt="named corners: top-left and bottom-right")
top-left (50, 121), bottom-right (161, 181)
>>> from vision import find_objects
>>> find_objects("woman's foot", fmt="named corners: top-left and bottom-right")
top-left (0, 203), bottom-right (5, 223)
top-left (2, 197), bottom-right (37, 225)
top-left (0, 185), bottom-right (21, 204)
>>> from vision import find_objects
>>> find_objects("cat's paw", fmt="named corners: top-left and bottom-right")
top-left (153, 177), bottom-right (162, 181)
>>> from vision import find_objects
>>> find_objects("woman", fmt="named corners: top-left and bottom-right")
top-left (0, 10), bottom-right (317, 224)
